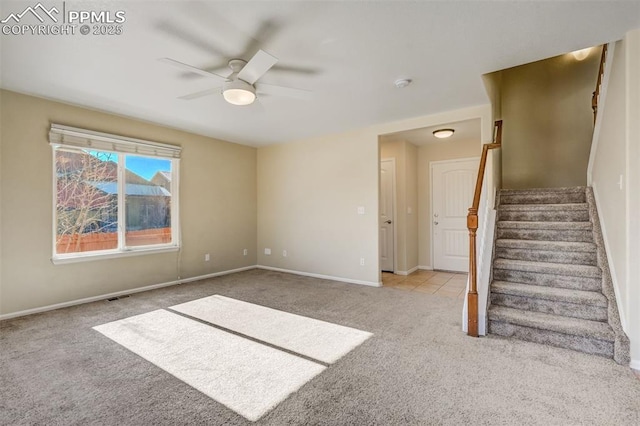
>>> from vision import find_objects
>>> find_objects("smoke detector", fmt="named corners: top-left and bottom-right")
top-left (394, 79), bottom-right (412, 89)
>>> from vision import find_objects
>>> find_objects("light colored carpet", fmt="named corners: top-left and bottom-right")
top-left (170, 295), bottom-right (372, 364)
top-left (93, 309), bottom-right (325, 422)
top-left (1, 269), bottom-right (639, 425)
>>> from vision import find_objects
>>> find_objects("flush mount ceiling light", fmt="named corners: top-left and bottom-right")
top-left (222, 79), bottom-right (256, 106)
top-left (394, 78), bottom-right (412, 89)
top-left (571, 48), bottom-right (591, 61)
top-left (433, 128), bottom-right (455, 139)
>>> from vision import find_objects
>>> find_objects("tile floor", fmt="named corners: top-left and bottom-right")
top-left (382, 270), bottom-right (468, 299)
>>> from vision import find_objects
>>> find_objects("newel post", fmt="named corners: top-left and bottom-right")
top-left (467, 207), bottom-right (479, 337)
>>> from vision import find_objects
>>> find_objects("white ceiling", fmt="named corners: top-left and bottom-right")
top-left (1, 1), bottom-right (639, 147)
top-left (380, 118), bottom-right (481, 147)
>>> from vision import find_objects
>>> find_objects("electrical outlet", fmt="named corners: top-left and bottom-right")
top-left (264, 248), bottom-right (271, 255)
top-left (360, 257), bottom-right (365, 266)
top-left (204, 253), bottom-right (210, 262)
top-left (243, 249), bottom-right (248, 256)
top-left (282, 250), bottom-right (287, 257)
top-left (357, 206), bottom-right (365, 215)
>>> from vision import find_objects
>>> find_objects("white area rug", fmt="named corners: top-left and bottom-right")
top-left (93, 309), bottom-right (325, 422)
top-left (170, 295), bottom-right (373, 364)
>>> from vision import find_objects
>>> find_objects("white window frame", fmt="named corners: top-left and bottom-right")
top-left (50, 124), bottom-right (181, 264)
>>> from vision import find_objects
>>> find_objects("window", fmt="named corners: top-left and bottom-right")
top-left (50, 125), bottom-right (181, 263)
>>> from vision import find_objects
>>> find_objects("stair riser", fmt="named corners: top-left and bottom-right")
top-left (490, 293), bottom-right (608, 321)
top-left (500, 192), bottom-right (586, 205)
top-left (496, 229), bottom-right (593, 243)
top-left (492, 269), bottom-right (602, 291)
top-left (488, 320), bottom-right (614, 358)
top-left (494, 247), bottom-right (597, 266)
top-left (498, 210), bottom-right (590, 222)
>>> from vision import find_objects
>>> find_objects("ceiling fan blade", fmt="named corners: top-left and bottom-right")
top-left (237, 50), bottom-right (278, 85)
top-left (155, 21), bottom-right (229, 59)
top-left (178, 87), bottom-right (221, 100)
top-left (238, 19), bottom-right (280, 60)
top-left (256, 83), bottom-right (313, 100)
top-left (159, 58), bottom-right (228, 81)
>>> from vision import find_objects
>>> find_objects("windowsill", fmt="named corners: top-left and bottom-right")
top-left (51, 245), bottom-right (180, 265)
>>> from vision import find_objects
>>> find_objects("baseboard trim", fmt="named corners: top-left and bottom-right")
top-left (256, 265), bottom-right (382, 287)
top-left (630, 359), bottom-right (640, 371)
top-left (418, 265), bottom-right (433, 271)
top-left (395, 266), bottom-right (419, 276)
top-left (0, 265), bottom-right (257, 321)
top-left (178, 265), bottom-right (257, 284)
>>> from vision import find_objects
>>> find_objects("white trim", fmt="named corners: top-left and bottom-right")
top-left (630, 360), bottom-right (640, 371)
top-left (395, 266), bottom-right (419, 276)
top-left (380, 157), bottom-right (397, 273)
top-left (418, 265), bottom-right (433, 270)
top-left (0, 265), bottom-right (256, 321)
top-left (117, 152), bottom-right (126, 250)
top-left (592, 183), bottom-right (628, 332)
top-left (50, 124), bottom-right (181, 158)
top-left (175, 265), bottom-right (256, 284)
top-left (587, 42), bottom-right (616, 185)
top-left (51, 245), bottom-right (180, 265)
top-left (257, 265), bottom-right (382, 287)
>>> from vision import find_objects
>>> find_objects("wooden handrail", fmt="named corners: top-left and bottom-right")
top-left (467, 120), bottom-right (502, 337)
top-left (592, 44), bottom-right (608, 124)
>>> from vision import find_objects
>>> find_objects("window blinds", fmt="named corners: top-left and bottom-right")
top-left (49, 124), bottom-right (182, 159)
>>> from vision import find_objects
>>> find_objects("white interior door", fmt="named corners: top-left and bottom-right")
top-left (431, 158), bottom-right (479, 272)
top-left (380, 159), bottom-right (395, 272)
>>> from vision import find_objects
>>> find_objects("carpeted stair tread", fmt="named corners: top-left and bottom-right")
top-left (497, 221), bottom-right (592, 230)
top-left (498, 204), bottom-right (590, 222)
top-left (499, 188), bottom-right (586, 205)
top-left (493, 259), bottom-right (601, 278)
top-left (500, 187), bottom-right (586, 194)
top-left (492, 269), bottom-right (601, 291)
top-left (494, 239), bottom-right (597, 265)
top-left (491, 281), bottom-right (607, 307)
top-left (499, 203), bottom-right (588, 211)
top-left (495, 239), bottom-right (596, 252)
top-left (488, 306), bottom-right (614, 341)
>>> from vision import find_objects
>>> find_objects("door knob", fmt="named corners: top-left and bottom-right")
top-left (385, 220), bottom-right (392, 224)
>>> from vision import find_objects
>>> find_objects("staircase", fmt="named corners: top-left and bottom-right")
top-left (488, 187), bottom-right (628, 362)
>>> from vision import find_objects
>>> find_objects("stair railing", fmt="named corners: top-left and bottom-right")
top-left (467, 120), bottom-right (502, 337)
top-left (592, 44), bottom-right (608, 124)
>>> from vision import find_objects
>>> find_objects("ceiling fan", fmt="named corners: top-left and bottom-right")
top-left (160, 49), bottom-right (312, 106)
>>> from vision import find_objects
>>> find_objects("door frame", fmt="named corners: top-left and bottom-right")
top-left (429, 156), bottom-right (480, 271)
top-left (380, 157), bottom-right (397, 273)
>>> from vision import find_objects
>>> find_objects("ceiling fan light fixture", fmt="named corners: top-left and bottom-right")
top-left (223, 80), bottom-right (256, 106)
top-left (433, 128), bottom-right (455, 139)
top-left (571, 48), bottom-right (591, 61)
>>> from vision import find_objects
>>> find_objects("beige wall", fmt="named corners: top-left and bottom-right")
top-left (627, 29), bottom-right (640, 370)
top-left (257, 105), bottom-right (491, 285)
top-left (417, 139), bottom-right (480, 268)
top-left (500, 51), bottom-right (600, 189)
top-left (591, 40), bottom-right (627, 325)
top-left (591, 30), bottom-right (640, 368)
top-left (0, 90), bottom-right (257, 315)
top-left (379, 139), bottom-right (418, 274)
top-left (257, 128), bottom-right (380, 285)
